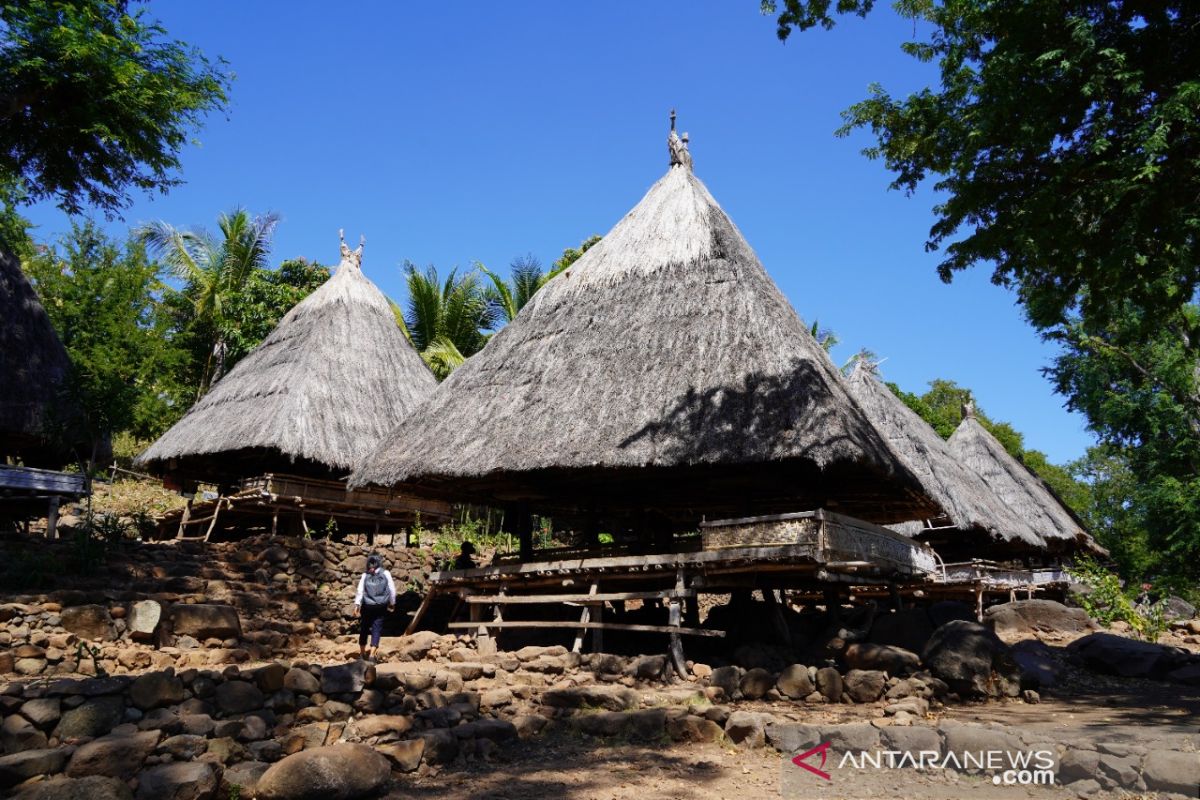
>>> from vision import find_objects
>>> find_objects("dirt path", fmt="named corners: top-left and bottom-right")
top-left (385, 736), bottom-right (1095, 800)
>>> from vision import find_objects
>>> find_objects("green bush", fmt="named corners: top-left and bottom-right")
top-left (1068, 554), bottom-right (1169, 641)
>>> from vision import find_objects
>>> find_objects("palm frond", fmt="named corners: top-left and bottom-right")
top-left (421, 335), bottom-right (467, 381)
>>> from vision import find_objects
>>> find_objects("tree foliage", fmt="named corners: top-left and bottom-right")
top-left (138, 208), bottom-right (283, 397)
top-left (400, 262), bottom-right (496, 380)
top-left (22, 221), bottom-right (178, 459)
top-left (0, 0), bottom-right (231, 217)
top-left (551, 234), bottom-right (601, 273)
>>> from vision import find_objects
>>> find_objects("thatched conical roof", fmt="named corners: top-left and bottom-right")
top-left (0, 249), bottom-right (82, 465)
top-left (948, 408), bottom-right (1102, 554)
top-left (137, 235), bottom-right (437, 484)
top-left (352, 125), bottom-right (939, 525)
top-left (844, 360), bottom-right (1049, 556)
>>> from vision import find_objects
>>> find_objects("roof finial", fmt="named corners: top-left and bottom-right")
top-left (338, 228), bottom-right (365, 270)
top-left (961, 394), bottom-right (976, 420)
top-left (668, 109), bottom-right (693, 171)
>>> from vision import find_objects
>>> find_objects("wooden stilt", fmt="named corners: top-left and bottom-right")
top-left (176, 498), bottom-right (193, 540)
top-left (889, 583), bottom-right (902, 611)
top-left (299, 510), bottom-right (309, 537)
top-left (46, 496), bottom-right (60, 540)
top-left (573, 581), bottom-right (599, 653)
top-left (668, 569), bottom-right (688, 679)
top-left (271, 508), bottom-right (279, 537)
top-left (975, 584), bottom-right (984, 621)
top-left (763, 588), bottom-right (792, 646)
top-left (404, 586), bottom-right (437, 635)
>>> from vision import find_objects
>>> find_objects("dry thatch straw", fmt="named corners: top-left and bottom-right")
top-left (0, 249), bottom-right (81, 464)
top-left (352, 130), bottom-right (941, 526)
top-left (949, 407), bottom-right (1103, 555)
top-left (845, 359), bottom-right (1054, 557)
top-left (137, 237), bottom-right (436, 484)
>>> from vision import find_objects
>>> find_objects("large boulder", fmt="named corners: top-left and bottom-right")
top-left (2, 714), bottom-right (48, 753)
top-left (53, 696), bottom-right (125, 740)
top-left (922, 620), bottom-right (1020, 698)
top-left (775, 665), bottom-right (814, 699)
top-left (1009, 639), bottom-right (1062, 689)
top-left (320, 661), bottom-right (375, 695)
top-left (60, 605), bottom-right (115, 642)
top-left (214, 681), bottom-right (265, 715)
top-left (66, 730), bottom-right (160, 780)
top-left (169, 604), bottom-right (241, 640)
top-left (129, 670), bottom-right (185, 711)
top-left (12, 775), bottom-right (133, 800)
top-left (1067, 632), bottom-right (1187, 680)
top-left (983, 600), bottom-right (1096, 640)
top-left (134, 762), bottom-right (217, 800)
top-left (843, 669), bottom-right (886, 702)
top-left (255, 743), bottom-right (390, 800)
top-left (1161, 595), bottom-right (1196, 621)
top-left (738, 668), bottom-right (774, 700)
top-left (843, 642), bottom-right (920, 675)
top-left (0, 748), bottom-right (69, 789)
top-left (127, 600), bottom-right (162, 642)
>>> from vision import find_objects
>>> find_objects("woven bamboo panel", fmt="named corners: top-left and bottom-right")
top-left (702, 516), bottom-right (821, 550)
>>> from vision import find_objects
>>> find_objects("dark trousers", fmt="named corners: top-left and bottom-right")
top-left (359, 604), bottom-right (387, 648)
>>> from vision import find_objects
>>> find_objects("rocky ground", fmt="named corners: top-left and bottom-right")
top-left (0, 533), bottom-right (1198, 800)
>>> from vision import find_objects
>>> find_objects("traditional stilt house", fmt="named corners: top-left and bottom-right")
top-left (0, 251), bottom-right (92, 536)
top-left (353, 119), bottom-right (939, 534)
top-left (137, 233), bottom-right (448, 539)
top-left (353, 116), bottom-right (945, 664)
top-left (844, 359), bottom-right (1048, 559)
top-left (948, 402), bottom-right (1101, 557)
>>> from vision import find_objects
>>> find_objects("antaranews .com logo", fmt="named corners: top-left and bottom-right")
top-left (783, 739), bottom-right (1056, 797)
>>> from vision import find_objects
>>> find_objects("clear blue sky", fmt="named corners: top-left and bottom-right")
top-left (23, 1), bottom-right (1097, 465)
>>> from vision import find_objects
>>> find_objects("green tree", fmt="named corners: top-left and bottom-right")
top-left (1068, 444), bottom-right (1156, 582)
top-left (400, 262), bottom-right (495, 380)
top-left (551, 234), bottom-right (601, 273)
top-left (481, 254), bottom-right (548, 325)
top-left (138, 208), bottom-right (280, 397)
top-left (22, 221), bottom-right (179, 462)
top-left (0, 0), bottom-right (231, 217)
top-left (218, 257), bottom-right (330, 368)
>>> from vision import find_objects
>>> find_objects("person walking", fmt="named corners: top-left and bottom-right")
top-left (353, 553), bottom-right (395, 662)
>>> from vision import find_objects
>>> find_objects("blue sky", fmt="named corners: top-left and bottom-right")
top-left (24, 1), bottom-right (1096, 464)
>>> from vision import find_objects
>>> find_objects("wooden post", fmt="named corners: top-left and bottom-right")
top-left (46, 496), bottom-right (60, 540)
top-left (177, 497), bottom-right (193, 540)
top-left (763, 588), bottom-right (792, 647)
top-left (974, 584), bottom-right (984, 621)
top-left (573, 581), bottom-right (599, 654)
top-left (510, 503), bottom-right (533, 562)
top-left (889, 583), bottom-right (902, 612)
top-left (404, 586), bottom-right (437, 635)
top-left (299, 510), bottom-right (309, 538)
top-left (271, 508), bottom-right (279, 537)
top-left (668, 569), bottom-right (688, 679)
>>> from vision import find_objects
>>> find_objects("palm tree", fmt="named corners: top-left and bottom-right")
top-left (138, 208), bottom-right (280, 397)
top-left (400, 261), bottom-right (496, 380)
top-left (481, 253), bottom-right (548, 325)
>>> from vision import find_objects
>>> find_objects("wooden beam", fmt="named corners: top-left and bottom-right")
top-left (404, 586), bottom-right (438, 635)
top-left (446, 620), bottom-right (725, 637)
top-left (461, 589), bottom-right (694, 604)
top-left (573, 581), bottom-right (599, 654)
top-left (45, 496), bottom-right (60, 541)
top-left (203, 497), bottom-right (225, 542)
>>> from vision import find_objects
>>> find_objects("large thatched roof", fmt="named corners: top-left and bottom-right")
top-left (0, 249), bottom-right (80, 464)
top-left (948, 409), bottom-right (1102, 555)
top-left (137, 236), bottom-right (437, 484)
top-left (844, 361), bottom-right (1050, 556)
top-left (352, 127), bottom-right (939, 525)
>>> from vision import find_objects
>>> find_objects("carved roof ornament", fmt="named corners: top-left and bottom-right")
top-left (338, 228), bottom-right (365, 270)
top-left (668, 109), bottom-right (693, 172)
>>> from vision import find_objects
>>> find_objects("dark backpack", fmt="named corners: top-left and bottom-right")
top-left (362, 571), bottom-right (389, 606)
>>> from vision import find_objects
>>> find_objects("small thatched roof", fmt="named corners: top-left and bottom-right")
top-left (0, 249), bottom-right (82, 465)
top-left (137, 234), bottom-right (437, 484)
top-left (948, 408), bottom-right (1103, 555)
top-left (844, 360), bottom-right (1050, 556)
top-left (352, 121), bottom-right (940, 525)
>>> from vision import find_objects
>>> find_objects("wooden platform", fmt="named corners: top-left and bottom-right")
top-left (155, 472), bottom-right (452, 541)
top-left (0, 465), bottom-right (90, 539)
top-left (412, 509), bottom-right (940, 676)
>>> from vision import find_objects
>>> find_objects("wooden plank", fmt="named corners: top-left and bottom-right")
top-left (668, 569), bottom-right (687, 678)
top-left (461, 589), bottom-right (694, 604)
top-left (404, 586), bottom-right (438, 635)
top-left (446, 620), bottom-right (724, 638)
top-left (573, 582), bottom-right (599, 654)
top-left (203, 497), bottom-right (225, 542)
top-left (0, 465), bottom-right (88, 496)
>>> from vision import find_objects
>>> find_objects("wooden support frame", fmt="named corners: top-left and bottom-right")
top-left (572, 581), bottom-right (599, 654)
top-left (446, 620), bottom-right (724, 637)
